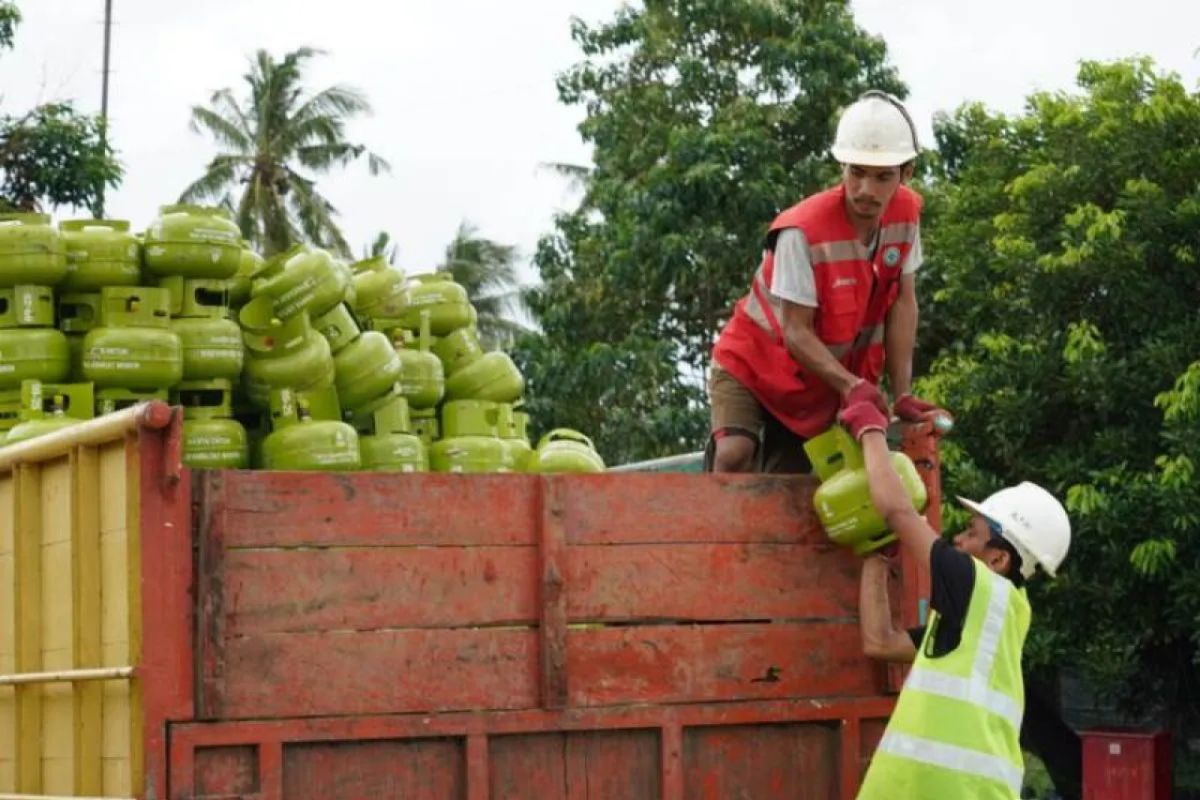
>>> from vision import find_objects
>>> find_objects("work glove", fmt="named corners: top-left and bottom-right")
top-left (840, 379), bottom-right (888, 416)
top-left (838, 399), bottom-right (889, 442)
top-left (893, 393), bottom-right (953, 427)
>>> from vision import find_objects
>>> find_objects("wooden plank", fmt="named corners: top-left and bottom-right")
top-left (194, 744), bottom-right (259, 796)
top-left (220, 472), bottom-right (539, 548)
top-left (123, 434), bottom-right (144, 798)
top-left (560, 474), bottom-right (825, 545)
top-left (566, 728), bottom-right (660, 800)
top-left (539, 477), bottom-right (568, 709)
top-left (567, 543), bottom-right (859, 623)
top-left (489, 729), bottom-right (659, 800)
top-left (14, 465), bottom-right (42, 795)
top-left (466, 734), bottom-right (488, 800)
top-left (683, 722), bottom-right (840, 800)
top-left (568, 623), bottom-right (876, 707)
top-left (661, 723), bottom-right (683, 800)
top-left (839, 716), bottom-right (860, 800)
top-left (222, 546), bottom-right (538, 636)
top-left (71, 446), bottom-right (103, 796)
top-left (281, 737), bottom-right (465, 800)
top-left (859, 718), bottom-right (888, 781)
top-left (196, 471), bottom-right (228, 720)
top-left (218, 628), bottom-right (539, 719)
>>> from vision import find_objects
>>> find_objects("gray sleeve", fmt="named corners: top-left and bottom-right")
top-left (903, 228), bottom-right (923, 275)
top-left (769, 228), bottom-right (818, 307)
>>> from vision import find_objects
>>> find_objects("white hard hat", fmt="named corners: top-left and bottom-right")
top-left (831, 91), bottom-right (919, 167)
top-left (957, 482), bottom-right (1071, 580)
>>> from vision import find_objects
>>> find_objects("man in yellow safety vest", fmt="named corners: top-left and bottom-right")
top-left (838, 399), bottom-right (1072, 799)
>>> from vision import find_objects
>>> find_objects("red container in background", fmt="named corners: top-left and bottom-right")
top-left (1082, 730), bottom-right (1171, 800)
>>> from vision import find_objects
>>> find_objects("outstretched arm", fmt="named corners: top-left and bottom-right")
top-left (860, 429), bottom-right (939, 573)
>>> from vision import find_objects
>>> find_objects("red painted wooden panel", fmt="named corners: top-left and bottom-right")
top-left (490, 729), bottom-right (660, 800)
top-left (194, 744), bottom-right (259, 797)
top-left (281, 737), bottom-right (465, 800)
top-left (560, 474), bottom-right (824, 545)
top-left (683, 723), bottom-right (840, 799)
top-left (218, 472), bottom-right (540, 547)
top-left (215, 628), bottom-right (540, 719)
top-left (568, 623), bottom-right (875, 707)
top-left (566, 543), bottom-right (859, 622)
top-left (859, 718), bottom-right (887, 779)
top-left (223, 546), bottom-right (538, 635)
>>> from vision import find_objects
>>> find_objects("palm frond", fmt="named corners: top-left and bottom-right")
top-left (189, 106), bottom-right (253, 152)
top-left (538, 160), bottom-right (592, 192)
top-left (178, 155), bottom-right (248, 203)
top-left (286, 170), bottom-right (350, 256)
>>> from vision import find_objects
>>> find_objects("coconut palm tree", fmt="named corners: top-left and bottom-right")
top-left (438, 221), bottom-right (530, 349)
top-left (180, 47), bottom-right (388, 257)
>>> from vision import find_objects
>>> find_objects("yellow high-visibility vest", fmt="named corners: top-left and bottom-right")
top-left (858, 557), bottom-right (1031, 799)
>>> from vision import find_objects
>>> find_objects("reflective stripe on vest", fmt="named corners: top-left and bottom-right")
top-left (857, 561), bottom-right (1030, 799)
top-left (903, 577), bottom-right (1023, 731)
top-left (876, 731), bottom-right (1024, 796)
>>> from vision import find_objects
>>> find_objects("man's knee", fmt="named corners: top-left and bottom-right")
top-left (711, 433), bottom-right (757, 473)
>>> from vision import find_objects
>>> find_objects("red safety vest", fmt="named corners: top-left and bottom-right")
top-left (713, 184), bottom-right (922, 438)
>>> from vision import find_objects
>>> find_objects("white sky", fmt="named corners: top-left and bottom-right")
top-left (3, 0), bottom-right (1199, 281)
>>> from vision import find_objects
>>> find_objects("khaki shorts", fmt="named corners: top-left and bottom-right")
top-left (706, 365), bottom-right (812, 474)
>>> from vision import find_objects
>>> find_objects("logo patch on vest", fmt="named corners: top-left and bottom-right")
top-left (832, 277), bottom-right (858, 289)
top-left (883, 245), bottom-right (902, 267)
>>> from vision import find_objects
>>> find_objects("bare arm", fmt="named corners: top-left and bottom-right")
top-left (780, 301), bottom-right (859, 396)
top-left (861, 429), bottom-right (939, 572)
top-left (885, 273), bottom-right (918, 399)
top-left (859, 555), bottom-right (918, 662)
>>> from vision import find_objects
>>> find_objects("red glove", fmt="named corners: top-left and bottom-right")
top-left (838, 400), bottom-right (889, 441)
top-left (841, 379), bottom-right (888, 416)
top-left (893, 393), bottom-right (951, 424)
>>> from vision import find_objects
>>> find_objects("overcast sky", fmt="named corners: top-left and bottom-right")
top-left (3, 0), bottom-right (1199, 279)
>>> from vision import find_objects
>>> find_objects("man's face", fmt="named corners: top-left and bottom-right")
top-left (953, 514), bottom-right (1012, 577)
top-left (842, 163), bottom-right (909, 221)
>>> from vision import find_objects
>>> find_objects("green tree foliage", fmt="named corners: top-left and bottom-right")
top-left (438, 221), bottom-right (529, 350)
top-left (0, 3), bottom-right (121, 214)
top-left (182, 47), bottom-right (389, 257)
top-left (918, 59), bottom-right (1200, 722)
top-left (516, 0), bottom-right (905, 463)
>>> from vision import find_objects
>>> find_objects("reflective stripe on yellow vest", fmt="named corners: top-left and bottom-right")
top-left (857, 558), bottom-right (1031, 800)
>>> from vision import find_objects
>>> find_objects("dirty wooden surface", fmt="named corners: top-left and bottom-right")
top-left (174, 435), bottom-right (944, 799)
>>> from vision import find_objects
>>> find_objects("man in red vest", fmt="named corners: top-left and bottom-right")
top-left (708, 91), bottom-right (947, 472)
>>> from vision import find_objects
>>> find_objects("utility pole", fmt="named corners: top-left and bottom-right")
top-left (97, 0), bottom-right (113, 217)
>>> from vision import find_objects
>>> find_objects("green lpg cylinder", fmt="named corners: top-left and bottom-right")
top-left (349, 256), bottom-right (406, 321)
top-left (174, 380), bottom-right (249, 469)
top-left (444, 350), bottom-right (524, 403)
top-left (82, 287), bottom-right (183, 391)
top-left (430, 399), bottom-right (509, 473)
top-left (398, 272), bottom-right (472, 335)
top-left (226, 245), bottom-right (264, 309)
top-left (804, 426), bottom-right (928, 555)
top-left (496, 404), bottom-right (533, 472)
top-left (143, 205), bottom-right (241, 279)
top-left (59, 293), bottom-right (101, 382)
top-left (432, 325), bottom-right (484, 376)
top-left (353, 390), bottom-right (427, 473)
top-left (0, 213), bottom-right (67, 287)
top-left (261, 387), bottom-right (361, 472)
top-left (0, 285), bottom-right (69, 389)
top-left (410, 407), bottom-right (439, 448)
top-left (313, 303), bottom-right (401, 415)
top-left (529, 429), bottom-right (606, 474)
top-left (59, 219), bottom-right (141, 290)
top-left (394, 310), bottom-right (444, 409)
top-left (251, 245), bottom-right (348, 320)
top-left (239, 296), bottom-right (336, 407)
top-left (3, 380), bottom-right (94, 445)
top-left (163, 278), bottom-right (243, 381)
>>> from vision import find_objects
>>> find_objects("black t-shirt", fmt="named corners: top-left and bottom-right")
top-left (907, 538), bottom-right (976, 658)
